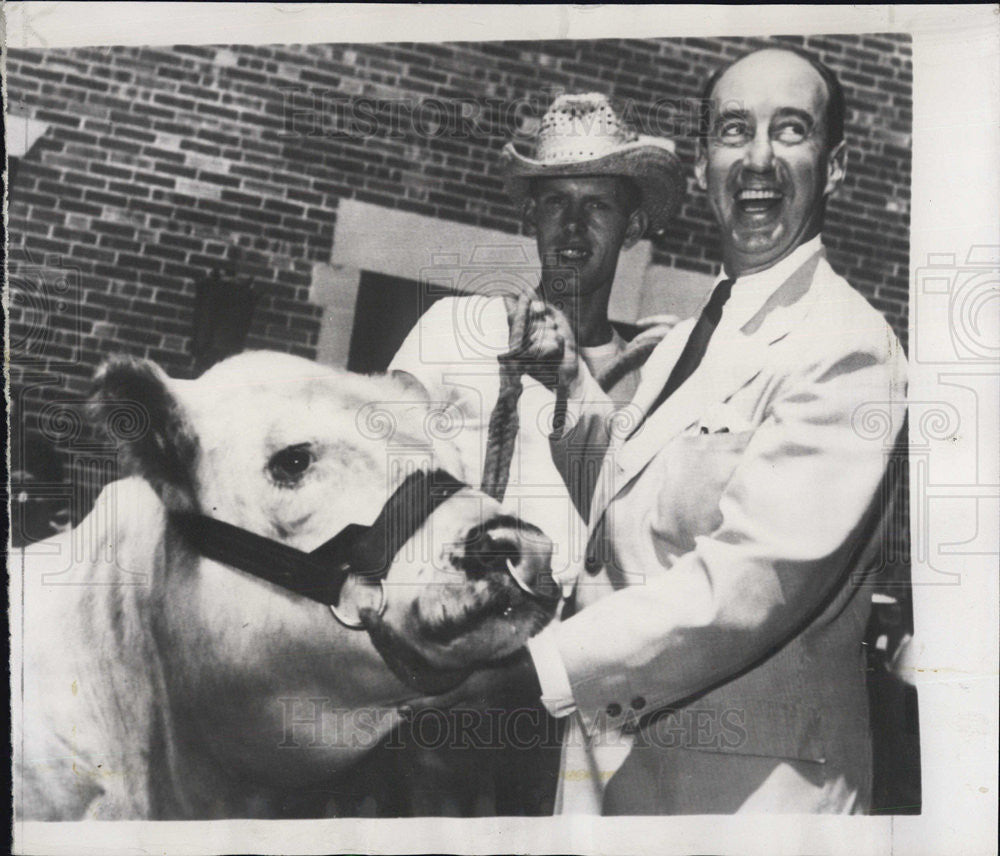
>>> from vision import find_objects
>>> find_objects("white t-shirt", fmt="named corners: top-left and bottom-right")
top-left (579, 329), bottom-right (640, 406)
top-left (388, 294), bottom-right (636, 589)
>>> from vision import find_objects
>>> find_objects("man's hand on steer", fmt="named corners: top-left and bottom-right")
top-left (402, 647), bottom-right (542, 717)
top-left (508, 295), bottom-right (579, 393)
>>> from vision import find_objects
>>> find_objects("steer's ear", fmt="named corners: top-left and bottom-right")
top-left (89, 355), bottom-right (199, 512)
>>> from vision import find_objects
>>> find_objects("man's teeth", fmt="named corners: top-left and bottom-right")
top-left (559, 248), bottom-right (589, 259)
top-left (738, 189), bottom-right (782, 200)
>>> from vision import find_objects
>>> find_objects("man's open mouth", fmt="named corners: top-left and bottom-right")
top-left (735, 188), bottom-right (784, 215)
top-left (556, 246), bottom-right (592, 263)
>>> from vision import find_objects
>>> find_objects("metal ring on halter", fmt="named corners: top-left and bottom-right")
top-left (328, 578), bottom-right (387, 630)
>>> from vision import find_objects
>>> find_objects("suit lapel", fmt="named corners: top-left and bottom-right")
top-left (587, 251), bottom-right (825, 535)
top-left (604, 334), bottom-right (770, 513)
top-left (585, 318), bottom-right (693, 532)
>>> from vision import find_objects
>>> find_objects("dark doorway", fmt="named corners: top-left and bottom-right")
top-left (347, 271), bottom-right (461, 375)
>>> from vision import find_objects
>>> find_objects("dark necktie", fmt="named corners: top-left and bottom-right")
top-left (628, 277), bottom-right (735, 439)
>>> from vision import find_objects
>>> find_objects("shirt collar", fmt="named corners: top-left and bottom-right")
top-left (716, 236), bottom-right (824, 330)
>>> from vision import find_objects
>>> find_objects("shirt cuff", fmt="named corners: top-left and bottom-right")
top-left (526, 625), bottom-right (577, 718)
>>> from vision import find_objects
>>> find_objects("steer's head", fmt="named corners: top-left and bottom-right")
top-left (91, 352), bottom-right (557, 689)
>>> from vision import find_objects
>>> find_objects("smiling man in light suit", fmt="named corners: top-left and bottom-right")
top-left (510, 46), bottom-right (909, 814)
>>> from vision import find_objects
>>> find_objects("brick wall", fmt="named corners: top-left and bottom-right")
top-left (7, 34), bottom-right (911, 482)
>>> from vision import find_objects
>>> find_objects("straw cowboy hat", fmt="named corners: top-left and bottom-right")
top-left (500, 93), bottom-right (684, 235)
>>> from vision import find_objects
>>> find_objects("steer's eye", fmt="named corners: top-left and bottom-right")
top-left (267, 444), bottom-right (314, 484)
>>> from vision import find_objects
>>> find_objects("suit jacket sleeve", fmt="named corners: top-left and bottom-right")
top-left (550, 337), bottom-right (908, 729)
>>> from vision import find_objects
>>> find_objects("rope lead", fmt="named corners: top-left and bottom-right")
top-left (480, 298), bottom-right (530, 502)
top-left (481, 301), bottom-right (666, 503)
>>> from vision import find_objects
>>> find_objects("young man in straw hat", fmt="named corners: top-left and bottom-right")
top-left (389, 92), bottom-right (683, 590)
top-left (386, 92), bottom-right (683, 814)
top-left (497, 91), bottom-right (684, 402)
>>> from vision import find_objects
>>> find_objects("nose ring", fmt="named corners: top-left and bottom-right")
top-left (506, 558), bottom-right (560, 603)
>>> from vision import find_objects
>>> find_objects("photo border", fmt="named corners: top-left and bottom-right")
top-left (6, 4), bottom-right (998, 855)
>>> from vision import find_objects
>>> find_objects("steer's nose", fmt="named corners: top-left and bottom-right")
top-left (458, 516), bottom-right (558, 601)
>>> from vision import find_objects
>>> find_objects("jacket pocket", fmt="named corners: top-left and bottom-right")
top-left (653, 430), bottom-right (754, 547)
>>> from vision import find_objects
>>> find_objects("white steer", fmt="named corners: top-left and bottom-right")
top-left (13, 351), bottom-right (557, 819)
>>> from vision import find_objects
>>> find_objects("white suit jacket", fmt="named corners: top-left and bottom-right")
top-left (545, 246), bottom-right (908, 813)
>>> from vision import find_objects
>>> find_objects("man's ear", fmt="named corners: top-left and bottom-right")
top-left (521, 197), bottom-right (538, 238)
top-left (824, 140), bottom-right (847, 197)
top-left (622, 206), bottom-right (648, 249)
top-left (88, 355), bottom-right (199, 512)
top-left (694, 139), bottom-right (708, 192)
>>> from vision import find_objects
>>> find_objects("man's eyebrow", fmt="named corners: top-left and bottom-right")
top-left (713, 106), bottom-right (750, 123)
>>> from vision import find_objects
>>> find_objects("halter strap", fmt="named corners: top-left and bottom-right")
top-left (170, 468), bottom-right (467, 607)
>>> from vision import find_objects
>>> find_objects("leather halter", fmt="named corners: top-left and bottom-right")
top-left (169, 469), bottom-right (467, 619)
